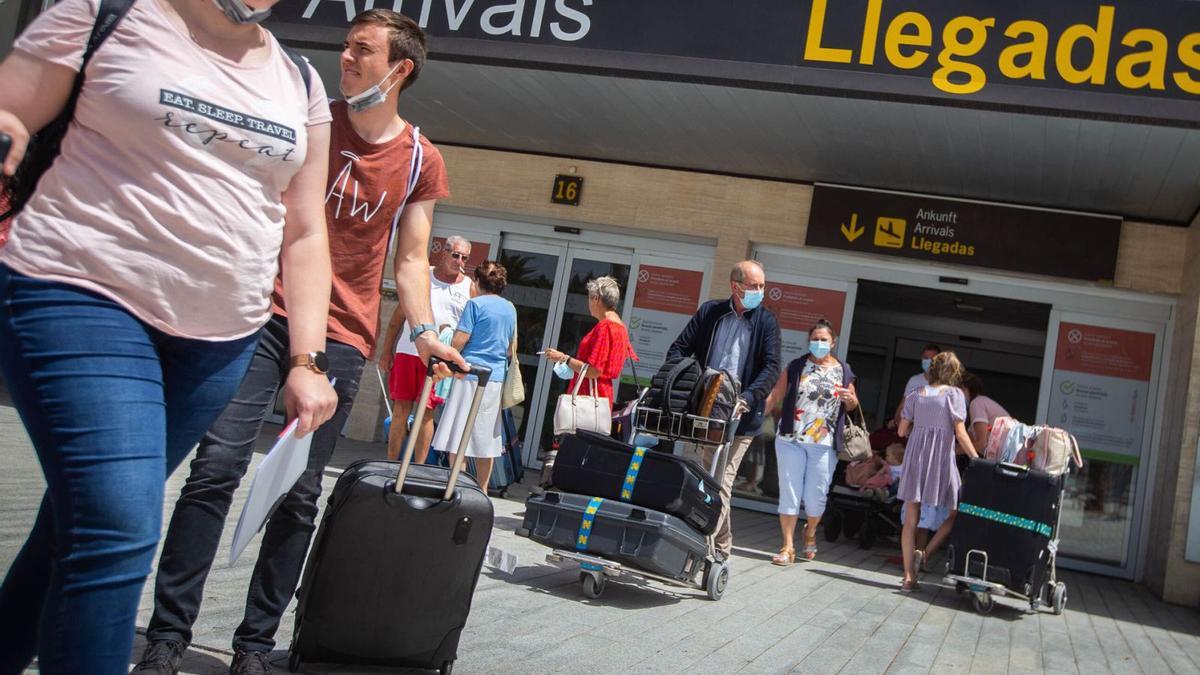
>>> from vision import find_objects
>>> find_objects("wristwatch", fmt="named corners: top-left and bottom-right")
top-left (290, 351), bottom-right (329, 375)
top-left (409, 322), bottom-right (438, 343)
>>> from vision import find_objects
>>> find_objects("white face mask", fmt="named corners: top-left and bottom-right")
top-left (343, 61), bottom-right (403, 113)
top-left (210, 0), bottom-right (271, 24)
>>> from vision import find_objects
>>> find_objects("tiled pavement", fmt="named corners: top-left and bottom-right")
top-left (1, 392), bottom-right (1198, 674)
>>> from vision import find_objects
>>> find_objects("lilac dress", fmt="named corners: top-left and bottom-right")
top-left (897, 386), bottom-right (967, 510)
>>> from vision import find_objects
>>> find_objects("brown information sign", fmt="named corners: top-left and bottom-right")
top-left (805, 184), bottom-right (1121, 282)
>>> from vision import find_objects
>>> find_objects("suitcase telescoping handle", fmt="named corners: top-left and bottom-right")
top-left (394, 358), bottom-right (493, 500)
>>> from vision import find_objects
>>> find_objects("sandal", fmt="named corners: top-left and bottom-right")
top-left (912, 549), bottom-right (926, 576)
top-left (800, 542), bottom-right (818, 561)
top-left (771, 547), bottom-right (796, 566)
top-left (900, 579), bottom-right (920, 593)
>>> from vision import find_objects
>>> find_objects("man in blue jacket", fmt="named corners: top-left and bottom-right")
top-left (667, 260), bottom-right (781, 560)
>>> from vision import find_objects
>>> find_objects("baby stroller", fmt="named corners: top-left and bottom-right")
top-left (823, 460), bottom-right (901, 549)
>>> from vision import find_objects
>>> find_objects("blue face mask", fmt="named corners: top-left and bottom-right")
top-left (343, 61), bottom-right (403, 113)
top-left (553, 360), bottom-right (574, 380)
top-left (921, 358), bottom-right (933, 372)
top-left (808, 340), bottom-right (832, 359)
top-left (210, 0), bottom-right (271, 24)
top-left (741, 288), bottom-right (764, 311)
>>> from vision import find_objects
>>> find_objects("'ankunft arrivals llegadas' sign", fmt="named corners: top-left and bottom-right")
top-left (805, 184), bottom-right (1122, 282)
top-left (277, 1), bottom-right (1200, 124)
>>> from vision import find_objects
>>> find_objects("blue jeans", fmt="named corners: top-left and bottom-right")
top-left (0, 266), bottom-right (257, 675)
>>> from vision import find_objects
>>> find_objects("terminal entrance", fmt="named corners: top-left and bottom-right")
top-left (738, 247), bottom-right (1171, 580)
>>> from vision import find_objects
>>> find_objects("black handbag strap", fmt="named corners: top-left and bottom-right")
top-left (0, 0), bottom-right (132, 222)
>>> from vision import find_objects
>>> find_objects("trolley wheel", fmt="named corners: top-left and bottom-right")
top-left (823, 508), bottom-right (843, 542)
top-left (288, 650), bottom-right (301, 673)
top-left (705, 561), bottom-right (730, 601)
top-left (843, 510), bottom-right (864, 539)
top-left (580, 571), bottom-right (605, 599)
top-left (439, 660), bottom-right (455, 675)
top-left (858, 519), bottom-right (876, 550)
top-left (972, 592), bottom-right (995, 615)
top-left (1052, 582), bottom-right (1067, 615)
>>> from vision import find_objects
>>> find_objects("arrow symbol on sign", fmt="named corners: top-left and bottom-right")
top-left (841, 213), bottom-right (864, 242)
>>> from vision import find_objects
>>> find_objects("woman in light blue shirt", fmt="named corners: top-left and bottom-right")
top-left (433, 260), bottom-right (517, 487)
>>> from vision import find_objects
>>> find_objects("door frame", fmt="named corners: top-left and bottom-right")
top-left (1036, 309), bottom-right (1169, 579)
top-left (500, 234), bottom-right (636, 469)
top-left (753, 244), bottom-right (1175, 580)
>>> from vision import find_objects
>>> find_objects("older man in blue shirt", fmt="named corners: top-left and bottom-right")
top-left (667, 260), bottom-right (781, 560)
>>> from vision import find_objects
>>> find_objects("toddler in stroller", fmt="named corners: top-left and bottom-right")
top-left (822, 433), bottom-right (903, 549)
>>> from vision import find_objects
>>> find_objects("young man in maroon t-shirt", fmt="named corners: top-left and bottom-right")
top-left (134, 11), bottom-right (463, 675)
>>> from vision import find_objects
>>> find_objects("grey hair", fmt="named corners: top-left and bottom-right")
top-left (444, 235), bottom-right (471, 252)
top-left (586, 276), bottom-right (621, 310)
top-left (730, 259), bottom-right (764, 283)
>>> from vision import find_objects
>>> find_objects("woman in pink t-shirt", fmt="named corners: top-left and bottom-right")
top-left (961, 372), bottom-right (1011, 452)
top-left (0, 1), bottom-right (338, 671)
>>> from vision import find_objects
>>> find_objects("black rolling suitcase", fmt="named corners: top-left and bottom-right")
top-left (289, 361), bottom-right (494, 675)
top-left (522, 490), bottom-right (708, 582)
top-left (948, 459), bottom-right (1063, 597)
top-left (551, 431), bottom-right (721, 535)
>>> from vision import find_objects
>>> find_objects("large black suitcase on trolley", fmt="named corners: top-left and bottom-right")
top-left (948, 459), bottom-right (1063, 596)
top-left (551, 431), bottom-right (722, 535)
top-left (521, 491), bottom-right (708, 582)
top-left (289, 362), bottom-right (494, 675)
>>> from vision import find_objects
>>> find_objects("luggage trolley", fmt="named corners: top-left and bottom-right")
top-left (942, 460), bottom-right (1074, 616)
top-left (542, 396), bottom-right (741, 602)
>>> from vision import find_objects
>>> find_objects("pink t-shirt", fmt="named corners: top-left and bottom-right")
top-left (1, 0), bottom-right (331, 340)
top-left (969, 395), bottom-right (1010, 428)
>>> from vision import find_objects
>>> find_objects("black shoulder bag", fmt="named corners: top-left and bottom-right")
top-left (1, 0), bottom-right (134, 221)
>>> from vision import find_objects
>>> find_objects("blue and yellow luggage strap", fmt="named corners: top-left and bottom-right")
top-left (959, 502), bottom-right (1053, 538)
top-left (620, 447), bottom-right (648, 501)
top-left (576, 497), bottom-right (605, 551)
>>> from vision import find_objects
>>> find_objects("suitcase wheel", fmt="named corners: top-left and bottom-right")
top-left (439, 659), bottom-right (455, 675)
top-left (580, 571), bottom-right (606, 599)
top-left (1052, 582), bottom-right (1067, 615)
top-left (971, 591), bottom-right (994, 615)
top-left (705, 561), bottom-right (729, 601)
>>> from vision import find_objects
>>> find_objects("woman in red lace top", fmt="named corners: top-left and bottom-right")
top-left (542, 276), bottom-right (637, 403)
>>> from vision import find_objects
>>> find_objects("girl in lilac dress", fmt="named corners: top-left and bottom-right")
top-left (897, 352), bottom-right (979, 591)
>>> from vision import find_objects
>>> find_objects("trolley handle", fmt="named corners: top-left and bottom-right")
top-left (427, 356), bottom-right (492, 387)
top-left (396, 358), bottom-right (492, 499)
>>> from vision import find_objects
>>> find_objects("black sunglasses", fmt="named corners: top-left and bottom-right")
top-left (448, 252), bottom-right (469, 260)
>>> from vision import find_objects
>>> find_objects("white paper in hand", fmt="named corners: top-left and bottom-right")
top-left (229, 419), bottom-right (313, 565)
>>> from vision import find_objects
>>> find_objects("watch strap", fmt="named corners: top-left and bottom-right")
top-left (409, 322), bottom-right (438, 343)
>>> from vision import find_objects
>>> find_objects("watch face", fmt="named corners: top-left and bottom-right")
top-left (313, 351), bottom-right (330, 373)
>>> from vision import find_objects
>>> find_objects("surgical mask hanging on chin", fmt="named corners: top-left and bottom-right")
top-left (808, 341), bottom-right (832, 359)
top-left (343, 62), bottom-right (403, 113)
top-left (921, 358), bottom-right (933, 372)
top-left (210, 0), bottom-right (271, 24)
top-left (741, 289), bottom-right (764, 311)
top-left (553, 360), bottom-right (574, 380)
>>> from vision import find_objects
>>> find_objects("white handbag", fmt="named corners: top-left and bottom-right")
top-left (553, 375), bottom-right (612, 436)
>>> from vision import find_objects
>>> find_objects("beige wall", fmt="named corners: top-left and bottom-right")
top-left (344, 145), bottom-right (1199, 605)
top-left (1146, 217), bottom-right (1200, 606)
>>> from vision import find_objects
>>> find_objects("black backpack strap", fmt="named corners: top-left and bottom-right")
top-left (279, 45), bottom-right (313, 98)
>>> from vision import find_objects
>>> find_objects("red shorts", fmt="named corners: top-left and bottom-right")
top-left (388, 353), bottom-right (443, 408)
